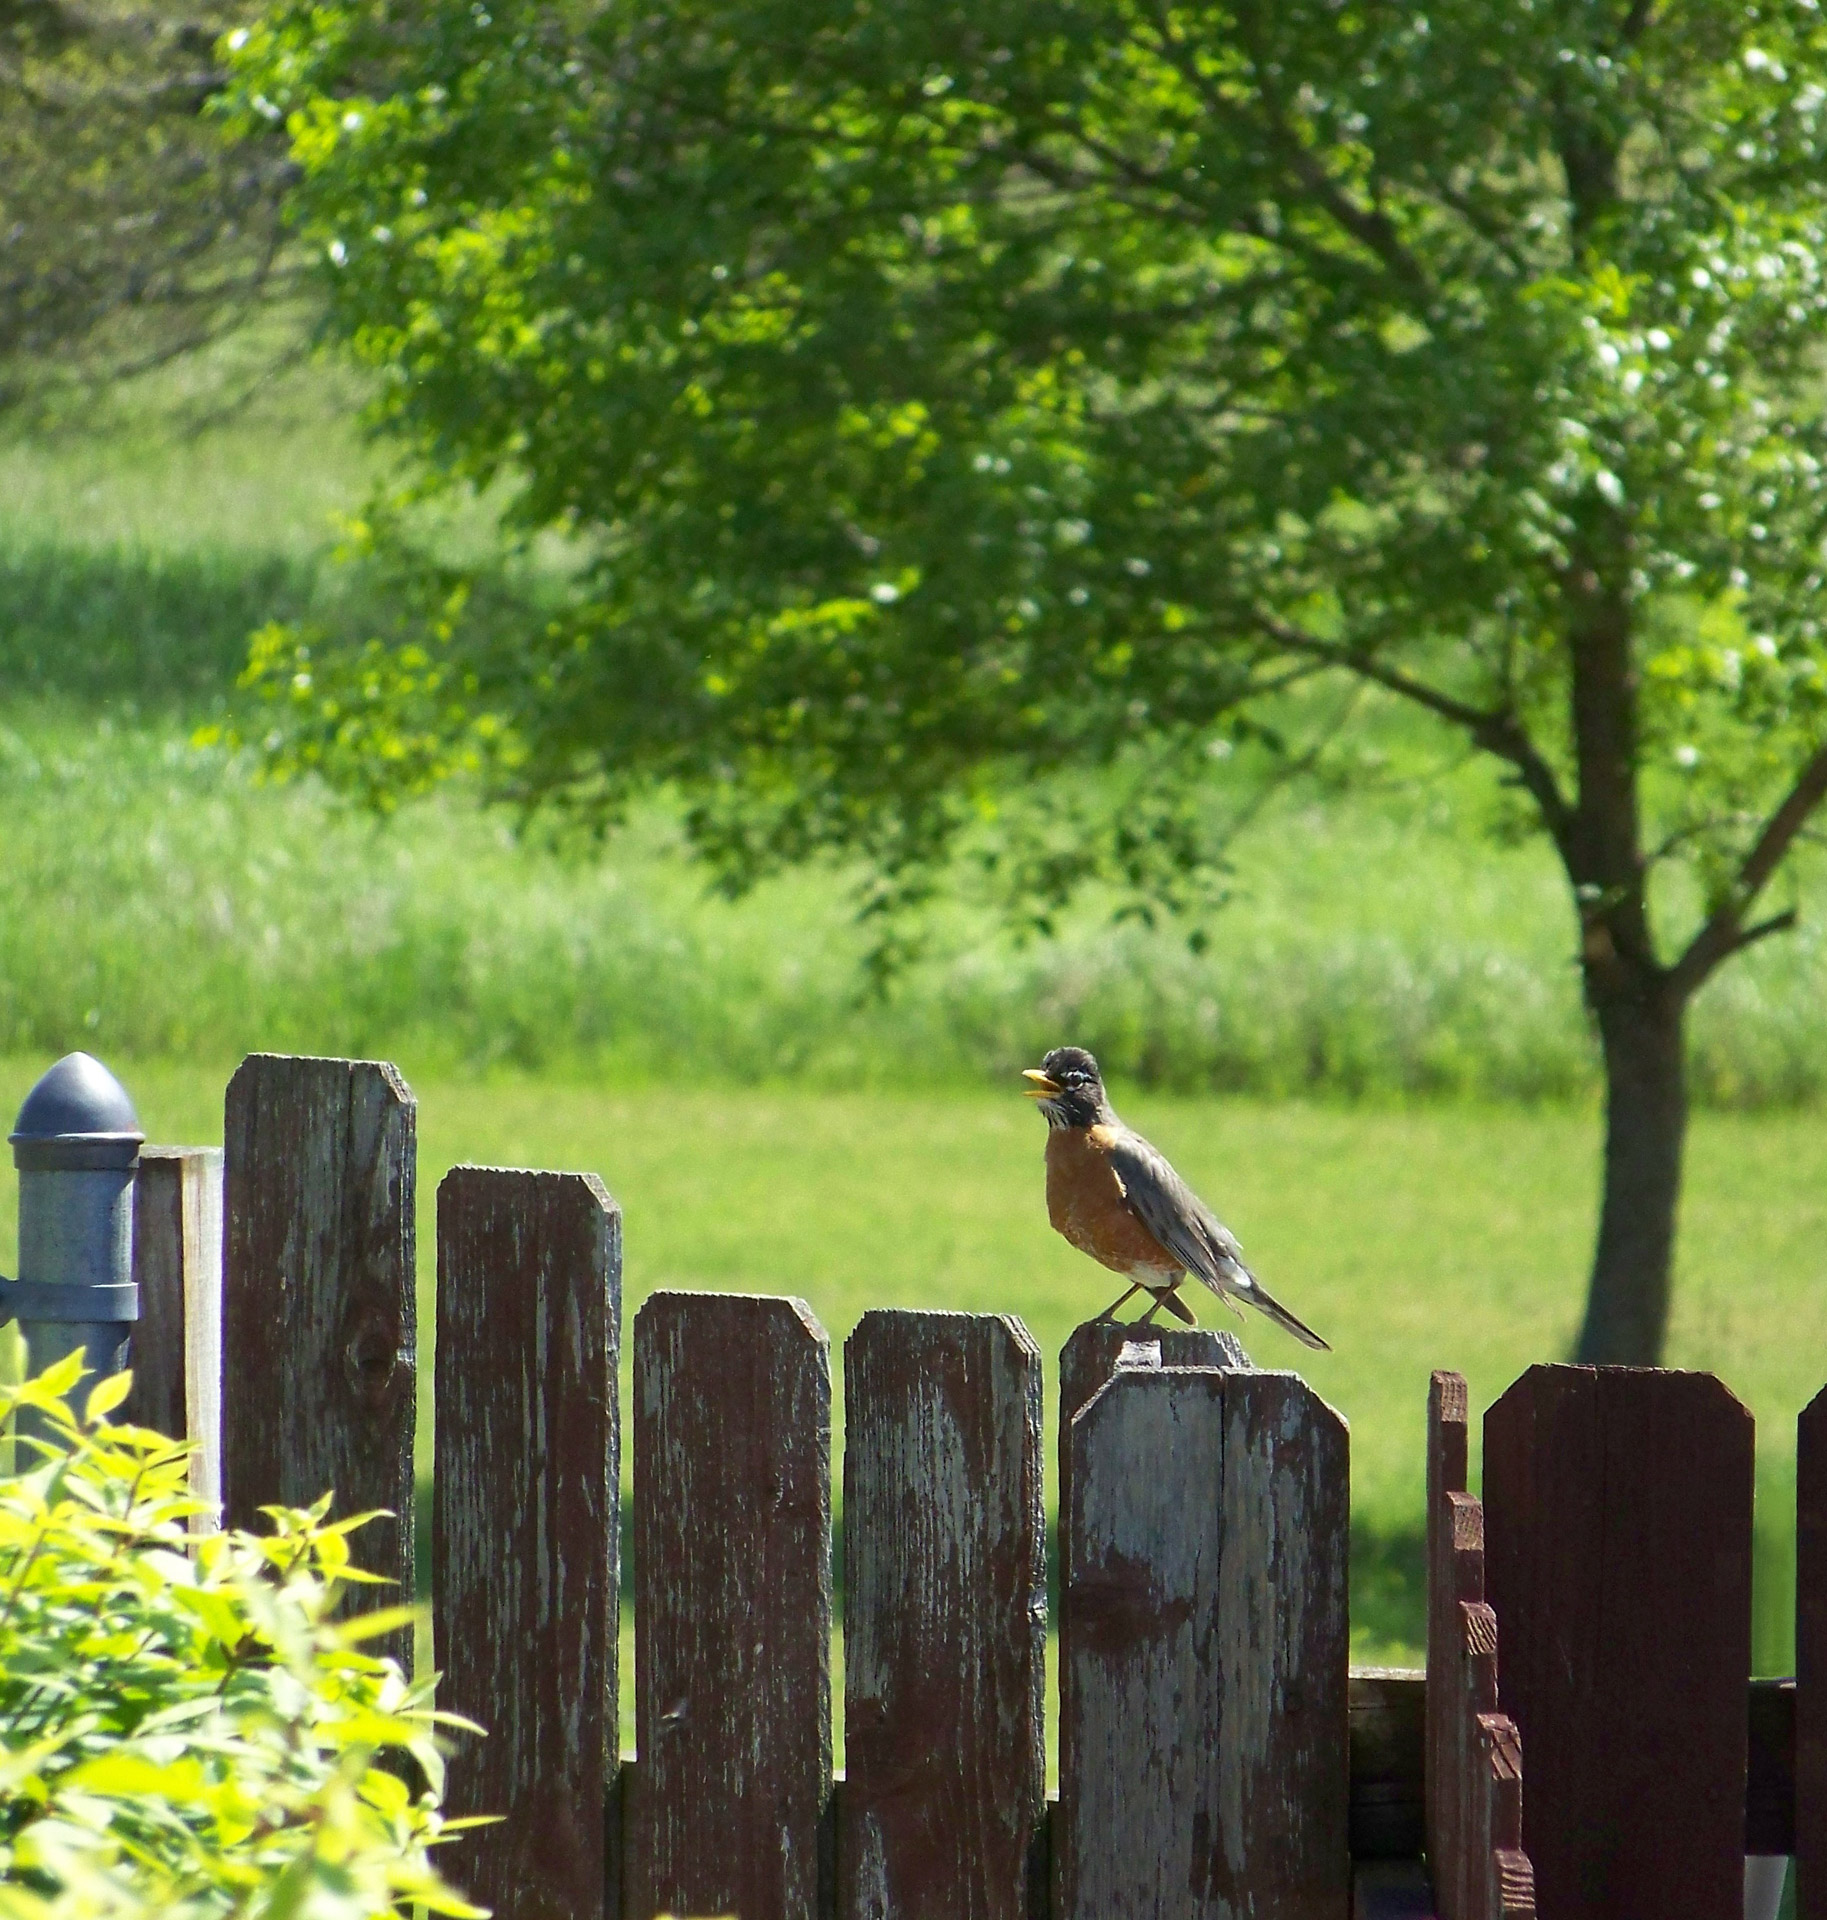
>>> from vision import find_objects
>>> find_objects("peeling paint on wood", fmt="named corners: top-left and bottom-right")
top-left (128, 1145), bottom-right (223, 1521)
top-left (1057, 1319), bottom-right (1254, 1767)
top-left (840, 1309), bottom-right (1044, 1920)
top-left (222, 1055), bottom-right (416, 1671)
top-left (434, 1167), bottom-right (620, 1920)
top-left (628, 1291), bottom-right (832, 1920)
top-left (1484, 1365), bottom-right (1752, 1920)
top-left (1059, 1365), bottom-right (1349, 1919)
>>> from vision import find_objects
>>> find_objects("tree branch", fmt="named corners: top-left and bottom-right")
top-left (1249, 612), bottom-right (1574, 845)
top-left (1137, 0), bottom-right (1434, 301)
top-left (1726, 909), bottom-right (1798, 957)
top-left (1671, 739), bottom-right (1827, 995)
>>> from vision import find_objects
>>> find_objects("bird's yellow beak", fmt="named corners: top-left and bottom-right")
top-left (1022, 1069), bottom-right (1061, 1098)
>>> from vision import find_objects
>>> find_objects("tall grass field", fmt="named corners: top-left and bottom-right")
top-left (2, 351), bottom-right (1824, 1744)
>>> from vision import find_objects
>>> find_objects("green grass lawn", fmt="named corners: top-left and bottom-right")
top-left (2, 1055), bottom-right (1816, 1693)
top-left (6, 346), bottom-right (1826, 1783)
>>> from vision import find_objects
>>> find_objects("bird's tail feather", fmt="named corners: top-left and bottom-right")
top-left (1244, 1281), bottom-right (1330, 1352)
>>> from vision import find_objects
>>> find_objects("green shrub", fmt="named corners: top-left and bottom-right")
top-left (0, 1356), bottom-right (481, 1919)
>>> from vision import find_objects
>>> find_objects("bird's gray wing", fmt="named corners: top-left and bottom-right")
top-left (1098, 1128), bottom-right (1252, 1289)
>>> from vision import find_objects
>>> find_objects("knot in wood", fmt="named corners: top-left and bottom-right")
top-left (341, 1295), bottom-right (407, 1412)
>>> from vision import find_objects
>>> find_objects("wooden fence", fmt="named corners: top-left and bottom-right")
top-left (122, 1054), bottom-right (1814, 1920)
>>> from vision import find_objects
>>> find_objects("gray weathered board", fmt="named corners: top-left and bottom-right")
top-left (434, 1167), bottom-right (621, 1920)
top-left (1056, 1316), bottom-right (1254, 1770)
top-left (127, 1144), bottom-right (223, 1518)
top-left (1483, 1365), bottom-right (1752, 1920)
top-left (628, 1291), bottom-right (832, 1920)
top-left (841, 1309), bottom-right (1045, 1920)
top-left (1058, 1364), bottom-right (1350, 1919)
top-left (221, 1054), bottom-right (417, 1671)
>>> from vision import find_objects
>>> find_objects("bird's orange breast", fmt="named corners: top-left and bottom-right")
top-left (1045, 1126), bottom-right (1179, 1279)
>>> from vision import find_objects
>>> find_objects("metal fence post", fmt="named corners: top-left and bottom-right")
top-left (2, 1052), bottom-right (143, 1418)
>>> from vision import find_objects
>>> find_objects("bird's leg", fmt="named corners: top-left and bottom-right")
top-left (1096, 1283), bottom-right (1143, 1321)
top-left (1139, 1287), bottom-right (1195, 1327)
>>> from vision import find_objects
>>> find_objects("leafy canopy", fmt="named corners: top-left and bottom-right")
top-left (0, 1355), bottom-right (480, 1919)
top-left (226, 0), bottom-right (1827, 950)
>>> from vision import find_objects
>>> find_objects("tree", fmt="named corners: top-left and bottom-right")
top-left (0, 0), bottom-right (296, 409)
top-left (226, 0), bottom-right (1827, 1363)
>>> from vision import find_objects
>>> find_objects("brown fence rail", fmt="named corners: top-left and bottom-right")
top-left (121, 1053), bottom-right (1812, 1920)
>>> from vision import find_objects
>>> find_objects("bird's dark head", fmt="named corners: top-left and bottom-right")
top-left (1022, 1046), bottom-right (1111, 1129)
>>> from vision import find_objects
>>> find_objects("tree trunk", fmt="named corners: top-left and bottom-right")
top-left (1573, 984), bottom-right (1687, 1366)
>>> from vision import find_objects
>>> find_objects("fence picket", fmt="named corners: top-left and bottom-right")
top-left (434, 1167), bottom-right (621, 1920)
top-left (222, 1055), bottom-right (417, 1671)
top-left (1428, 1493), bottom-right (1486, 1920)
top-left (1058, 1318), bottom-right (1252, 1478)
top-left (1471, 1715), bottom-right (1532, 1920)
top-left (1484, 1365), bottom-right (1752, 1920)
top-left (840, 1309), bottom-right (1044, 1920)
top-left (1059, 1365), bottom-right (1349, 1919)
top-left (628, 1291), bottom-right (832, 1920)
top-left (1452, 1603), bottom-right (1500, 1920)
top-left (1425, 1369), bottom-right (1471, 1907)
top-left (127, 1145), bottom-right (223, 1516)
top-left (1800, 1388), bottom-right (1827, 1920)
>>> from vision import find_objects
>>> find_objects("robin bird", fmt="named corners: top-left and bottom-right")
top-left (1023, 1044), bottom-right (1329, 1349)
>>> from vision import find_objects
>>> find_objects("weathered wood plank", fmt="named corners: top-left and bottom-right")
top-left (839, 1309), bottom-right (1043, 1920)
top-left (1483, 1365), bottom-right (1753, 1920)
top-left (1424, 1372), bottom-right (1471, 1914)
top-left (127, 1145), bottom-right (223, 1519)
top-left (1447, 1603), bottom-right (1500, 1920)
top-left (1344, 1671), bottom-right (1792, 1862)
top-left (222, 1055), bottom-right (417, 1671)
top-left (1059, 1365), bottom-right (1349, 1919)
top-left (1058, 1317), bottom-right (1252, 1461)
top-left (1470, 1716), bottom-right (1532, 1920)
top-left (1802, 1388), bottom-right (1827, 1919)
top-left (1058, 1318), bottom-right (1254, 1791)
top-left (1450, 1628), bottom-right (1504, 1920)
top-left (434, 1167), bottom-right (620, 1920)
top-left (1427, 1489), bottom-right (1485, 1920)
top-left (1488, 1852), bottom-right (1536, 1920)
top-left (1428, 1372), bottom-right (1470, 1517)
top-left (628, 1291), bottom-right (832, 1920)
top-left (1350, 1668), bottom-right (1427, 1862)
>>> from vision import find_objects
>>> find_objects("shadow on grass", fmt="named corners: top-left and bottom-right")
top-left (1351, 1518), bottom-right (1426, 1664)
top-left (0, 543), bottom-right (318, 710)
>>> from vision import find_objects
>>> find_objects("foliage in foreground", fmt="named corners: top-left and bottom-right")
top-left (0, 1355), bottom-right (481, 1918)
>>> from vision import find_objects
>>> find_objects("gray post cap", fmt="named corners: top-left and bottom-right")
top-left (10, 1053), bottom-right (144, 1171)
